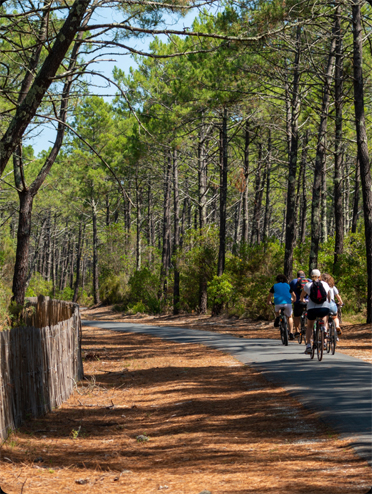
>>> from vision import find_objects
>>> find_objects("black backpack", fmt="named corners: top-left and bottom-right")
top-left (309, 280), bottom-right (327, 304)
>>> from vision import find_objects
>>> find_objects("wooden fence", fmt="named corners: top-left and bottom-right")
top-left (0, 296), bottom-right (83, 440)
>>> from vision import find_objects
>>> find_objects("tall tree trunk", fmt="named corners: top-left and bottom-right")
top-left (351, 159), bottom-right (360, 233)
top-left (299, 133), bottom-right (308, 245)
top-left (343, 158), bottom-right (350, 234)
top-left (92, 199), bottom-right (100, 304)
top-left (106, 194), bottom-right (110, 226)
top-left (218, 109), bottom-right (228, 276)
top-left (46, 210), bottom-right (52, 281)
top-left (352, 0), bottom-right (372, 323)
top-left (233, 197), bottom-right (242, 249)
top-left (321, 147), bottom-right (328, 244)
top-left (12, 190), bottom-right (34, 305)
top-left (251, 143), bottom-right (263, 244)
top-left (309, 30), bottom-right (337, 272)
top-left (173, 150), bottom-right (180, 315)
top-left (198, 117), bottom-right (207, 229)
top-left (284, 26), bottom-right (302, 280)
top-left (51, 213), bottom-right (57, 297)
top-left (73, 222), bottom-right (85, 303)
top-left (242, 122), bottom-right (250, 244)
top-left (263, 131), bottom-right (272, 239)
top-left (136, 179), bottom-right (142, 271)
top-left (161, 152), bottom-right (172, 296)
top-left (69, 239), bottom-right (75, 290)
top-left (334, 4), bottom-right (344, 270)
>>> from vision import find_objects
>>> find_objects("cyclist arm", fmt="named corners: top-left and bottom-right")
top-left (336, 293), bottom-right (343, 305)
top-left (267, 292), bottom-right (274, 306)
top-left (299, 289), bottom-right (306, 303)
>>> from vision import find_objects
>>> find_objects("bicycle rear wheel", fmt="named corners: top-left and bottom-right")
top-left (310, 327), bottom-right (316, 359)
top-left (327, 320), bottom-right (334, 354)
top-left (316, 326), bottom-right (324, 361)
top-left (281, 320), bottom-right (288, 346)
top-left (330, 326), bottom-right (337, 355)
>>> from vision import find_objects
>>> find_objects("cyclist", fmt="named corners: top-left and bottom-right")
top-left (300, 269), bottom-right (331, 354)
top-left (321, 273), bottom-right (343, 337)
top-left (267, 274), bottom-right (296, 339)
top-left (289, 270), bottom-right (311, 337)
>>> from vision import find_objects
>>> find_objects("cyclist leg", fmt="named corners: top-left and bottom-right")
top-left (281, 304), bottom-right (294, 340)
top-left (293, 304), bottom-right (303, 336)
top-left (305, 311), bottom-right (315, 353)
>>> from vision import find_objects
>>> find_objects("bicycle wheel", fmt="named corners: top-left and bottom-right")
top-left (327, 320), bottom-right (334, 354)
top-left (316, 326), bottom-right (324, 361)
top-left (310, 327), bottom-right (316, 359)
top-left (330, 325), bottom-right (337, 355)
top-left (281, 319), bottom-right (288, 346)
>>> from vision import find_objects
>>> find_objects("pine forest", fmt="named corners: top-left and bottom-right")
top-left (0, 0), bottom-right (371, 326)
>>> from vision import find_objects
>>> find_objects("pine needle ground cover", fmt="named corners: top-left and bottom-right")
top-left (0, 324), bottom-right (370, 494)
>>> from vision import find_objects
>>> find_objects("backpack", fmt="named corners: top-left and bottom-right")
top-left (309, 280), bottom-right (327, 304)
top-left (296, 277), bottom-right (309, 292)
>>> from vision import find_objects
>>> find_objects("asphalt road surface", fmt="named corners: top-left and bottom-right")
top-left (83, 320), bottom-right (372, 465)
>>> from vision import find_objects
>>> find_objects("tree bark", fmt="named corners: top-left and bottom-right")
top-left (352, 0), bottom-right (372, 323)
top-left (136, 178), bottom-right (142, 270)
top-left (173, 150), bottom-right (180, 315)
top-left (161, 152), bottom-right (172, 295)
top-left (334, 3), bottom-right (344, 270)
top-left (321, 146), bottom-right (328, 244)
top-left (309, 30), bottom-right (336, 272)
top-left (299, 131), bottom-right (309, 245)
top-left (92, 199), bottom-right (100, 304)
top-left (263, 131), bottom-right (272, 240)
top-left (251, 143), bottom-right (263, 244)
top-left (12, 190), bottom-right (34, 305)
top-left (241, 122), bottom-right (250, 244)
top-left (218, 109), bottom-right (228, 276)
top-left (73, 222), bottom-right (85, 303)
top-left (351, 159), bottom-right (360, 234)
top-left (284, 26), bottom-right (302, 280)
top-left (198, 117), bottom-right (207, 229)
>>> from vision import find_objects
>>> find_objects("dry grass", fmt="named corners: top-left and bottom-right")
top-left (0, 324), bottom-right (370, 494)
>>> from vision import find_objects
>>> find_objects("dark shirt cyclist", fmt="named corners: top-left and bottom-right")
top-left (289, 270), bottom-right (311, 337)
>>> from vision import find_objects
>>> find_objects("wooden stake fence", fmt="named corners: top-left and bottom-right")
top-left (0, 296), bottom-right (83, 440)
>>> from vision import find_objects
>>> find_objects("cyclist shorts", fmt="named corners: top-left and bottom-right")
top-left (307, 307), bottom-right (330, 321)
top-left (275, 304), bottom-right (292, 317)
top-left (293, 303), bottom-right (307, 318)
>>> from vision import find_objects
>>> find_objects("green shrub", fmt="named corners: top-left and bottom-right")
top-left (99, 273), bottom-right (129, 304)
top-left (0, 280), bottom-right (11, 330)
top-left (127, 301), bottom-right (147, 314)
top-left (176, 227), bottom-right (219, 311)
top-left (207, 274), bottom-right (233, 307)
top-left (128, 268), bottom-right (161, 313)
top-left (26, 272), bottom-right (53, 298)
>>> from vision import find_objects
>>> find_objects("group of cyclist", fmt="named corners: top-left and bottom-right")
top-left (267, 269), bottom-right (343, 355)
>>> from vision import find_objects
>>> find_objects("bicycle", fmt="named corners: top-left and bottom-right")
top-left (271, 303), bottom-right (289, 346)
top-left (310, 317), bottom-right (326, 361)
top-left (297, 304), bottom-right (307, 345)
top-left (326, 312), bottom-right (337, 355)
top-left (278, 307), bottom-right (289, 346)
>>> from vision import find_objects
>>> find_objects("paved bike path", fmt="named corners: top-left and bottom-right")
top-left (83, 320), bottom-right (372, 465)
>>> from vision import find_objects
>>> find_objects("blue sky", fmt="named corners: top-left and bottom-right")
top-left (29, 7), bottom-right (199, 155)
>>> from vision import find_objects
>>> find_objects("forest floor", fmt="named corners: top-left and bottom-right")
top-left (0, 310), bottom-right (371, 494)
top-left (82, 306), bottom-right (372, 364)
